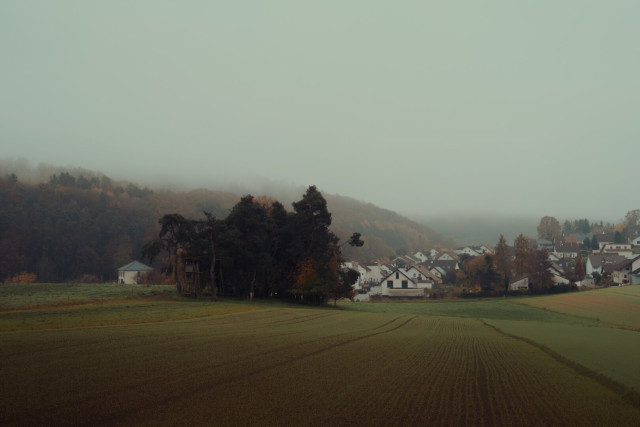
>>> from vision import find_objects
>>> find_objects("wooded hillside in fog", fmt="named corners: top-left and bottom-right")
top-left (0, 167), bottom-right (451, 282)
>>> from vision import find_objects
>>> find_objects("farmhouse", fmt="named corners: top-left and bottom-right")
top-left (117, 261), bottom-right (153, 284)
top-left (611, 255), bottom-right (640, 286)
top-left (406, 264), bottom-right (442, 286)
top-left (586, 254), bottom-right (626, 278)
top-left (379, 269), bottom-right (429, 298)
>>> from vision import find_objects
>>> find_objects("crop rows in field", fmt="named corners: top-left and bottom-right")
top-left (2, 309), bottom-right (640, 426)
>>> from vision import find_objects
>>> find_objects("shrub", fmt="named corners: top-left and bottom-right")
top-left (6, 272), bottom-right (37, 284)
top-left (139, 270), bottom-right (167, 285)
top-left (79, 274), bottom-right (100, 283)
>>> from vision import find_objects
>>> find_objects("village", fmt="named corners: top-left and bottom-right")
top-left (343, 230), bottom-right (640, 301)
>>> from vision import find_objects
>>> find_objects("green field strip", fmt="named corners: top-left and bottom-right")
top-left (520, 286), bottom-right (640, 330)
top-left (485, 319), bottom-right (640, 395)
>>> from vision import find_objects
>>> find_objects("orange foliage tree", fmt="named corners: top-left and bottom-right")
top-left (7, 271), bottom-right (37, 284)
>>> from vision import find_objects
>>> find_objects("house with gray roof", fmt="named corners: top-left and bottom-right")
top-left (611, 255), bottom-right (640, 286)
top-left (585, 254), bottom-right (626, 278)
top-left (117, 261), bottom-right (153, 284)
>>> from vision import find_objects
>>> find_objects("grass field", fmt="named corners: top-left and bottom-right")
top-left (486, 319), bottom-right (640, 393)
top-left (1, 284), bottom-right (640, 425)
top-left (518, 286), bottom-right (640, 330)
top-left (0, 282), bottom-right (175, 308)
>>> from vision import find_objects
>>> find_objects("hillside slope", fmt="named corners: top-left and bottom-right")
top-left (325, 194), bottom-right (454, 262)
top-left (0, 164), bottom-right (453, 280)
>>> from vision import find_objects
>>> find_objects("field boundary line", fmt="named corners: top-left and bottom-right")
top-left (481, 319), bottom-right (640, 409)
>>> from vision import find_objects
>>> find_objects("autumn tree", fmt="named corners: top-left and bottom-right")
top-left (456, 254), bottom-right (500, 292)
top-left (625, 209), bottom-right (640, 235)
top-left (527, 248), bottom-right (554, 293)
top-left (570, 257), bottom-right (586, 282)
top-left (537, 216), bottom-right (562, 242)
top-left (494, 234), bottom-right (513, 294)
top-left (514, 234), bottom-right (531, 277)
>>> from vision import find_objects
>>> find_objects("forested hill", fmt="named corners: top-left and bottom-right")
top-left (325, 194), bottom-right (454, 262)
top-left (0, 170), bottom-right (451, 282)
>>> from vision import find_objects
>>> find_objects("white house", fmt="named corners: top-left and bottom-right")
top-left (631, 235), bottom-right (640, 247)
top-left (363, 265), bottom-right (385, 285)
top-left (117, 261), bottom-right (153, 284)
top-left (455, 247), bottom-right (482, 257)
top-left (380, 269), bottom-right (427, 298)
top-left (404, 265), bottom-right (437, 288)
top-left (585, 254), bottom-right (626, 277)
top-left (479, 245), bottom-right (494, 254)
top-left (554, 242), bottom-right (579, 259)
top-left (601, 243), bottom-right (633, 257)
top-left (435, 251), bottom-right (458, 262)
top-left (611, 255), bottom-right (640, 286)
top-left (413, 251), bottom-right (429, 262)
top-left (342, 261), bottom-right (368, 290)
top-left (594, 232), bottom-right (616, 250)
top-left (509, 276), bottom-right (529, 291)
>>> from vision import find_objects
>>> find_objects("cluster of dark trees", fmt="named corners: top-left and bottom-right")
top-left (542, 213), bottom-right (640, 245)
top-left (562, 218), bottom-right (597, 235)
top-left (143, 186), bottom-right (363, 304)
top-left (0, 175), bottom-right (157, 282)
top-left (48, 172), bottom-right (154, 198)
top-left (1, 174), bottom-right (362, 303)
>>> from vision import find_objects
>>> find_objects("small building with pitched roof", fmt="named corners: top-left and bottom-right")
top-left (117, 261), bottom-right (153, 284)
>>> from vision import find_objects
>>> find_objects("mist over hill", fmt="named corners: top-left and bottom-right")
top-left (1, 161), bottom-right (453, 268)
top-left (412, 213), bottom-right (539, 246)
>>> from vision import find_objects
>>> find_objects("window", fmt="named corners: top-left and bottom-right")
top-left (402, 280), bottom-right (408, 288)
top-left (387, 281), bottom-right (393, 288)
top-left (395, 272), bottom-right (399, 279)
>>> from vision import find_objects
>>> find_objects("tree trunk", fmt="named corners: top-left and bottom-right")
top-left (249, 271), bottom-right (256, 302)
top-left (209, 236), bottom-right (217, 300)
top-left (173, 249), bottom-right (182, 295)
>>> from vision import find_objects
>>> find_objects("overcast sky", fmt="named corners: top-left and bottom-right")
top-left (2, 1), bottom-right (638, 221)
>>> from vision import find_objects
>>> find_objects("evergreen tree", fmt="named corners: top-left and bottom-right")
top-left (223, 195), bottom-right (274, 298)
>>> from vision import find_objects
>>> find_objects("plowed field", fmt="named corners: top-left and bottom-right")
top-left (2, 309), bottom-right (639, 426)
